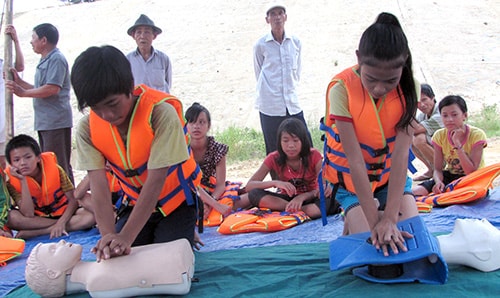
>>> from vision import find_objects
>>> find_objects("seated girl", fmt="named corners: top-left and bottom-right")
top-left (412, 95), bottom-right (487, 196)
top-left (185, 102), bottom-right (235, 217)
top-left (239, 118), bottom-right (337, 219)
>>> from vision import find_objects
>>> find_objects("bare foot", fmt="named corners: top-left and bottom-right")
top-left (413, 171), bottom-right (432, 181)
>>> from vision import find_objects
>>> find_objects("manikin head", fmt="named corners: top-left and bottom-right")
top-left (26, 240), bottom-right (83, 297)
top-left (438, 218), bottom-right (500, 272)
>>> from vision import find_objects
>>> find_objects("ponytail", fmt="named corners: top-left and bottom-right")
top-left (358, 12), bottom-right (417, 131)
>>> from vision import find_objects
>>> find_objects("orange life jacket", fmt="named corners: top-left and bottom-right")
top-left (321, 66), bottom-right (404, 194)
top-left (89, 84), bottom-right (201, 216)
top-left (6, 152), bottom-right (68, 217)
top-left (0, 236), bottom-right (25, 266)
top-left (217, 207), bottom-right (310, 234)
top-left (201, 177), bottom-right (241, 227)
top-left (415, 162), bottom-right (500, 210)
top-left (106, 171), bottom-right (122, 193)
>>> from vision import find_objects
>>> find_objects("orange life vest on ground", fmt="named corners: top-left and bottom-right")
top-left (89, 84), bottom-right (201, 216)
top-left (415, 162), bottom-right (500, 211)
top-left (321, 66), bottom-right (404, 194)
top-left (6, 152), bottom-right (68, 217)
top-left (201, 177), bottom-right (241, 227)
top-left (0, 236), bottom-right (25, 266)
top-left (217, 207), bottom-right (310, 234)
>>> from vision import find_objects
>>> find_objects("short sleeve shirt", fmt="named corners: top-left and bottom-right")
top-left (416, 104), bottom-right (443, 137)
top-left (199, 136), bottom-right (228, 186)
top-left (75, 101), bottom-right (188, 171)
top-left (33, 48), bottom-right (72, 130)
top-left (263, 149), bottom-right (322, 194)
top-left (432, 125), bottom-right (487, 175)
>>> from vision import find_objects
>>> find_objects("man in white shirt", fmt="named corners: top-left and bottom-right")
top-left (253, 1), bottom-right (312, 155)
top-left (127, 14), bottom-right (172, 94)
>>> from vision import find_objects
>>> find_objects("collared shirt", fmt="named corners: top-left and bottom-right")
top-left (127, 47), bottom-right (172, 93)
top-left (416, 104), bottom-right (444, 138)
top-left (432, 125), bottom-right (487, 175)
top-left (33, 48), bottom-right (72, 130)
top-left (253, 31), bottom-right (302, 116)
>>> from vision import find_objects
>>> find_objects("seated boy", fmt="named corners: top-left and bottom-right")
top-left (4, 134), bottom-right (95, 239)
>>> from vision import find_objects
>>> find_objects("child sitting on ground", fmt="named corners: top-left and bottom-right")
top-left (4, 134), bottom-right (95, 239)
top-left (412, 95), bottom-right (487, 196)
top-left (73, 162), bottom-right (123, 215)
top-left (239, 118), bottom-right (337, 219)
top-left (185, 102), bottom-right (234, 216)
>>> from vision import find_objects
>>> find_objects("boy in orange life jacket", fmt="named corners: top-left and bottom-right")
top-left (4, 134), bottom-right (95, 239)
top-left (71, 45), bottom-right (199, 261)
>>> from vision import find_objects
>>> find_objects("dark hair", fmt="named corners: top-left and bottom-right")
top-left (420, 83), bottom-right (435, 100)
top-left (33, 23), bottom-right (59, 45)
top-left (276, 118), bottom-right (311, 171)
top-left (5, 134), bottom-right (41, 164)
top-left (438, 95), bottom-right (467, 114)
top-left (71, 45), bottom-right (134, 111)
top-left (358, 12), bottom-right (417, 131)
top-left (185, 102), bottom-right (211, 127)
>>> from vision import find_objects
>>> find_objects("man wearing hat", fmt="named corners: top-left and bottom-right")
top-left (253, 1), bottom-right (312, 156)
top-left (127, 14), bottom-right (172, 93)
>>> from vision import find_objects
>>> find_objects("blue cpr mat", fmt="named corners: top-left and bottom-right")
top-left (329, 216), bottom-right (448, 284)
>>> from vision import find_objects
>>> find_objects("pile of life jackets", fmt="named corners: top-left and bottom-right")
top-left (415, 163), bottom-right (500, 212)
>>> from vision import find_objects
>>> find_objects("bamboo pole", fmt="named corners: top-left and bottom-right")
top-left (3, 0), bottom-right (13, 140)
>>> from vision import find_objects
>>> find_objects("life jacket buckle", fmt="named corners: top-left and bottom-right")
top-left (368, 174), bottom-right (381, 182)
top-left (124, 169), bottom-right (139, 177)
top-left (367, 163), bottom-right (385, 170)
top-left (372, 146), bottom-right (389, 157)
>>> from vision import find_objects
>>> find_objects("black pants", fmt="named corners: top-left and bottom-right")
top-left (115, 201), bottom-right (197, 247)
top-left (259, 110), bottom-right (313, 155)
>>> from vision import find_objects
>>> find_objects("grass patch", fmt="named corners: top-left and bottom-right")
top-left (214, 126), bottom-right (266, 162)
top-left (216, 103), bottom-right (500, 165)
top-left (469, 103), bottom-right (500, 138)
top-left (214, 123), bottom-right (324, 164)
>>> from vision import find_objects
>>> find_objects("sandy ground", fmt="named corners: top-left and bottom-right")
top-left (2, 0), bottom-right (499, 184)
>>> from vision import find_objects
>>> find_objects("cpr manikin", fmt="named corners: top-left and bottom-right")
top-left (437, 218), bottom-right (500, 272)
top-left (25, 239), bottom-right (194, 297)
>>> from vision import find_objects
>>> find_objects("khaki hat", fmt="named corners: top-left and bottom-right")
top-left (266, 1), bottom-right (286, 15)
top-left (127, 14), bottom-right (162, 36)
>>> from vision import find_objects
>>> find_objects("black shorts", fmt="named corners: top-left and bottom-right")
top-left (115, 200), bottom-right (197, 247)
top-left (418, 171), bottom-right (464, 193)
top-left (248, 188), bottom-right (340, 215)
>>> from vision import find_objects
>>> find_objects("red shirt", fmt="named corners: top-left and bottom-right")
top-left (263, 149), bottom-right (322, 194)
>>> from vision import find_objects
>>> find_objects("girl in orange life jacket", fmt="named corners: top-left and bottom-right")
top-left (71, 45), bottom-right (199, 261)
top-left (239, 118), bottom-right (335, 219)
top-left (4, 134), bottom-right (95, 239)
top-left (412, 95), bottom-right (487, 196)
top-left (323, 12), bottom-right (419, 256)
